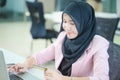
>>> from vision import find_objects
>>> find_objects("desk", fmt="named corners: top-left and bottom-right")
top-left (45, 11), bottom-right (118, 23)
top-left (45, 11), bottom-right (62, 32)
top-left (95, 12), bottom-right (118, 18)
top-left (45, 11), bottom-right (120, 34)
top-left (0, 48), bottom-right (45, 80)
top-left (45, 11), bottom-right (62, 23)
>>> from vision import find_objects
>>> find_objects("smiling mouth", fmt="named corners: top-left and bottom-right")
top-left (67, 32), bottom-right (72, 36)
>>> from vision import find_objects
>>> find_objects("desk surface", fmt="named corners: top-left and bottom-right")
top-left (45, 11), bottom-right (62, 23)
top-left (0, 48), bottom-right (45, 80)
top-left (45, 11), bottom-right (118, 23)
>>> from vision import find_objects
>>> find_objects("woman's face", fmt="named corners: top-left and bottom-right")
top-left (62, 13), bottom-right (78, 39)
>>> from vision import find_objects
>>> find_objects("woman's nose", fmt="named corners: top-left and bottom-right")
top-left (65, 23), bottom-right (71, 31)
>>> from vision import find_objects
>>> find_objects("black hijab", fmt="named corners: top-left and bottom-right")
top-left (59, 1), bottom-right (96, 76)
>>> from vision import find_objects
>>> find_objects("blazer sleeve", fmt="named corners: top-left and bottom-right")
top-left (32, 32), bottom-right (66, 65)
top-left (32, 43), bottom-right (55, 65)
top-left (89, 45), bottom-right (109, 80)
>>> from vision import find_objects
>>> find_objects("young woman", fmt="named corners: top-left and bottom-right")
top-left (9, 1), bottom-right (109, 80)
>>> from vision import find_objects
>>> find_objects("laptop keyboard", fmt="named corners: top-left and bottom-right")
top-left (9, 72), bottom-right (23, 80)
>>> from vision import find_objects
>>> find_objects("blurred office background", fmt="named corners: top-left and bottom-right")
top-left (0, 0), bottom-right (120, 58)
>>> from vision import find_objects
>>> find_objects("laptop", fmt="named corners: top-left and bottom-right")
top-left (0, 50), bottom-right (44, 80)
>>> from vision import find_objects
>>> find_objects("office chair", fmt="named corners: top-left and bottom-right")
top-left (0, 0), bottom-right (6, 7)
top-left (26, 1), bottom-right (58, 53)
top-left (96, 17), bottom-right (119, 42)
top-left (108, 42), bottom-right (120, 80)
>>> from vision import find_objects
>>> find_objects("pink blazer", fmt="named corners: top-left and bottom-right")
top-left (32, 31), bottom-right (110, 80)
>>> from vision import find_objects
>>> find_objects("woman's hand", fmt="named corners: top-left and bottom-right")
top-left (45, 69), bottom-right (64, 80)
top-left (9, 56), bottom-right (36, 74)
top-left (8, 63), bottom-right (28, 73)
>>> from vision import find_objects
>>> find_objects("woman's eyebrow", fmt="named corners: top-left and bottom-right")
top-left (63, 18), bottom-right (73, 22)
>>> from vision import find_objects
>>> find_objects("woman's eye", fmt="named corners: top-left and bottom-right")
top-left (70, 22), bottom-right (75, 25)
top-left (63, 20), bottom-right (67, 23)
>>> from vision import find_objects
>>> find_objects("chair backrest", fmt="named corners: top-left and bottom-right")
top-left (96, 17), bottom-right (119, 42)
top-left (0, 0), bottom-right (6, 7)
top-left (26, 1), bottom-right (46, 39)
top-left (108, 42), bottom-right (120, 80)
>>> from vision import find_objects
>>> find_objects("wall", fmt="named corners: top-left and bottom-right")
top-left (3, 0), bottom-right (55, 13)
top-left (102, 0), bottom-right (116, 13)
top-left (4, 0), bottom-right (26, 13)
top-left (40, 0), bottom-right (55, 13)
top-left (87, 0), bottom-right (103, 12)
top-left (117, 0), bottom-right (120, 16)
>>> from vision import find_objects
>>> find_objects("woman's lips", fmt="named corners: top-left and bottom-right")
top-left (67, 32), bottom-right (72, 36)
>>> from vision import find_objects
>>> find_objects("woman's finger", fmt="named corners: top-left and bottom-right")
top-left (45, 76), bottom-right (53, 80)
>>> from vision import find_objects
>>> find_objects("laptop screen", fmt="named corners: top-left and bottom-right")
top-left (0, 51), bottom-right (10, 80)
